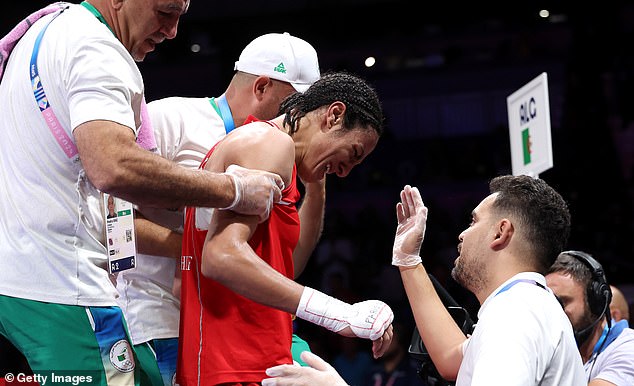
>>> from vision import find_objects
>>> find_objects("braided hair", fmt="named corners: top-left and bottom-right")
top-left (278, 71), bottom-right (384, 136)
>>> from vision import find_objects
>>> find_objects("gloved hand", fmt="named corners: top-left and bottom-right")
top-left (262, 351), bottom-right (349, 386)
top-left (295, 287), bottom-right (393, 341)
top-left (220, 164), bottom-right (284, 221)
top-left (392, 185), bottom-right (428, 267)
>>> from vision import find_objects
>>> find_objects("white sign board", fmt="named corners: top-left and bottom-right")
top-left (506, 72), bottom-right (553, 177)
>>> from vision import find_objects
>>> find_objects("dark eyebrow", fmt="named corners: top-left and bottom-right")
top-left (165, 1), bottom-right (189, 14)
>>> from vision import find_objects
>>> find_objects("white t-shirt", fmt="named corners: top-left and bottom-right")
top-left (457, 272), bottom-right (586, 386)
top-left (585, 322), bottom-right (634, 386)
top-left (0, 5), bottom-right (143, 306)
top-left (116, 96), bottom-right (227, 343)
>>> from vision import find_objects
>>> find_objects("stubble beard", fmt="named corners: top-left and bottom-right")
top-left (451, 254), bottom-right (486, 295)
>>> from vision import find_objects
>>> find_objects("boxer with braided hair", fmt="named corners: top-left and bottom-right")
top-left (178, 70), bottom-right (392, 386)
top-left (280, 71), bottom-right (384, 135)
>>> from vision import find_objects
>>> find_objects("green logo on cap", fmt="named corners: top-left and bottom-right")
top-left (274, 62), bottom-right (287, 74)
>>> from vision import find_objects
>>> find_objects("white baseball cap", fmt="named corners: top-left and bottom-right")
top-left (234, 32), bottom-right (320, 93)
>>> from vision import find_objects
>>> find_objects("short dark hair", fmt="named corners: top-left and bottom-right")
top-left (279, 71), bottom-right (384, 137)
top-left (548, 252), bottom-right (592, 287)
top-left (548, 251), bottom-right (612, 319)
top-left (489, 175), bottom-right (571, 272)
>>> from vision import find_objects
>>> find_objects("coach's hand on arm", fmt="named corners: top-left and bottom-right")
top-left (262, 351), bottom-right (349, 386)
top-left (75, 121), bottom-right (282, 221)
top-left (221, 164), bottom-right (284, 221)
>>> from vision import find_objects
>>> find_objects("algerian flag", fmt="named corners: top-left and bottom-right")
top-left (522, 128), bottom-right (531, 165)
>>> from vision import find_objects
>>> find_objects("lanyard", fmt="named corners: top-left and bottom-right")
top-left (31, 2), bottom-right (118, 160)
top-left (591, 319), bottom-right (627, 357)
top-left (214, 94), bottom-right (236, 134)
top-left (495, 278), bottom-right (546, 297)
top-left (30, 8), bottom-right (78, 160)
top-left (591, 324), bottom-right (609, 357)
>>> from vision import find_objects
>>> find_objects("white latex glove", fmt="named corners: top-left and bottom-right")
top-left (262, 351), bottom-right (349, 386)
top-left (220, 164), bottom-right (284, 221)
top-left (295, 287), bottom-right (393, 341)
top-left (392, 185), bottom-right (428, 267)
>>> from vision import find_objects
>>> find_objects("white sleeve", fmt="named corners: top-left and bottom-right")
top-left (66, 32), bottom-right (142, 134)
top-left (147, 97), bottom-right (227, 168)
top-left (147, 97), bottom-right (187, 160)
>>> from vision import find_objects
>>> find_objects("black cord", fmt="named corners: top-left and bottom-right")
top-left (587, 322), bottom-right (611, 383)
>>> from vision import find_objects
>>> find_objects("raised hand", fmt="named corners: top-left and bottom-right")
top-left (392, 185), bottom-right (428, 267)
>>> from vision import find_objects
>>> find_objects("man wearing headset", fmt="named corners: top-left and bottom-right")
top-left (546, 251), bottom-right (634, 385)
top-left (264, 177), bottom-right (587, 386)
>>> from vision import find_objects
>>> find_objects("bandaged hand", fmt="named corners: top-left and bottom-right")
top-left (220, 164), bottom-right (284, 221)
top-left (392, 185), bottom-right (428, 267)
top-left (295, 287), bottom-right (393, 341)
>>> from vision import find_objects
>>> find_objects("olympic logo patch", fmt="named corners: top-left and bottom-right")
top-left (109, 339), bottom-right (135, 372)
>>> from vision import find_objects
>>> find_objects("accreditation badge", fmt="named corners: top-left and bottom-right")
top-left (103, 193), bottom-right (137, 273)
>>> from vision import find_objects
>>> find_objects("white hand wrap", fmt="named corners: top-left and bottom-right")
top-left (295, 287), bottom-right (394, 341)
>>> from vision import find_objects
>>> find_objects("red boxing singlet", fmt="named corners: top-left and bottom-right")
top-left (177, 121), bottom-right (301, 385)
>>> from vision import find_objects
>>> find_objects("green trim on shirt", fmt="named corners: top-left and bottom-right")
top-left (80, 1), bottom-right (115, 36)
top-left (208, 97), bottom-right (221, 116)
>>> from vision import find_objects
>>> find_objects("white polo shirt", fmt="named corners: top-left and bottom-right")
top-left (458, 272), bottom-right (586, 386)
top-left (585, 321), bottom-right (634, 385)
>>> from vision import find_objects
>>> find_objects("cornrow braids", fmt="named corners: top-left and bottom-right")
top-left (278, 71), bottom-right (384, 136)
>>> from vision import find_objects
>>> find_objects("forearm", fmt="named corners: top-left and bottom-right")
top-left (75, 121), bottom-right (234, 209)
top-left (101, 148), bottom-right (234, 209)
top-left (400, 264), bottom-right (465, 380)
top-left (202, 234), bottom-right (391, 338)
top-left (202, 239), bottom-right (304, 313)
top-left (202, 211), bottom-right (392, 343)
top-left (294, 179), bottom-right (326, 277)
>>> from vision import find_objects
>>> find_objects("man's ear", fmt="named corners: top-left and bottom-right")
top-left (325, 101), bottom-right (346, 131)
top-left (490, 218), bottom-right (513, 250)
top-left (253, 76), bottom-right (272, 101)
top-left (112, 0), bottom-right (124, 10)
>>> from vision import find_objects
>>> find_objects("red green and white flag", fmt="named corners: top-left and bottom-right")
top-left (522, 128), bottom-right (531, 165)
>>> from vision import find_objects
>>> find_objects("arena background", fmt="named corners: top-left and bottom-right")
top-left (4, 0), bottom-right (634, 369)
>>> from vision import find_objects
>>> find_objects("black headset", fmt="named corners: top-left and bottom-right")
top-left (562, 250), bottom-right (612, 328)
